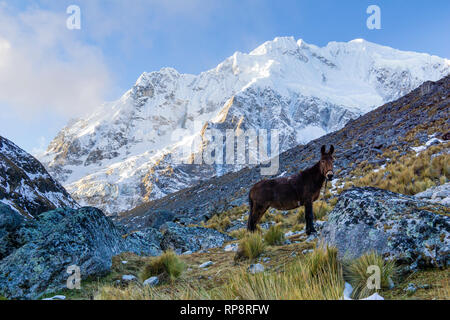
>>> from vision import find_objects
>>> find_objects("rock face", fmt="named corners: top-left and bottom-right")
top-left (0, 136), bottom-right (78, 218)
top-left (321, 187), bottom-right (449, 269)
top-left (160, 222), bottom-right (233, 254)
top-left (39, 37), bottom-right (450, 215)
top-left (415, 183), bottom-right (450, 206)
top-left (0, 207), bottom-right (162, 299)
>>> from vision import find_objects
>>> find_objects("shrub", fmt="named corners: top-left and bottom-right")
top-left (344, 252), bottom-right (396, 299)
top-left (140, 250), bottom-right (185, 282)
top-left (264, 224), bottom-right (285, 246)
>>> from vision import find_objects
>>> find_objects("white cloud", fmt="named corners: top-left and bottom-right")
top-left (0, 5), bottom-right (113, 119)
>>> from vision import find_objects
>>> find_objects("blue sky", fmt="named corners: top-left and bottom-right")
top-left (0, 0), bottom-right (449, 154)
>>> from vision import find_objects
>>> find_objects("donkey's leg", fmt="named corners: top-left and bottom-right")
top-left (305, 201), bottom-right (316, 235)
top-left (247, 203), bottom-right (269, 232)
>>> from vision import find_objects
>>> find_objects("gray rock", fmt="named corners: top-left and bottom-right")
top-left (143, 276), bottom-right (159, 287)
top-left (122, 227), bottom-right (162, 256)
top-left (248, 263), bottom-right (265, 274)
top-left (42, 295), bottom-right (66, 300)
top-left (199, 261), bottom-right (214, 268)
top-left (321, 187), bottom-right (450, 269)
top-left (415, 183), bottom-right (450, 206)
top-left (160, 222), bottom-right (233, 254)
top-left (223, 243), bottom-right (239, 252)
top-left (0, 204), bottom-right (25, 259)
top-left (121, 275), bottom-right (137, 282)
top-left (0, 207), bottom-right (162, 300)
top-left (0, 203), bottom-right (24, 232)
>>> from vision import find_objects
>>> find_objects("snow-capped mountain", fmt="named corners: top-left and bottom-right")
top-left (39, 37), bottom-right (450, 215)
top-left (0, 136), bottom-right (78, 218)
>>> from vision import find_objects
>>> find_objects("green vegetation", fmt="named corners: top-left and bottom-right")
top-left (236, 232), bottom-right (266, 261)
top-left (263, 224), bottom-right (285, 246)
top-left (140, 250), bottom-right (185, 282)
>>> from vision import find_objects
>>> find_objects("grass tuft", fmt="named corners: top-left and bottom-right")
top-left (140, 250), bottom-right (185, 282)
top-left (235, 232), bottom-right (266, 261)
top-left (264, 224), bottom-right (285, 246)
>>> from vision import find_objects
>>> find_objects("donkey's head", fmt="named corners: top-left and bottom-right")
top-left (320, 145), bottom-right (334, 181)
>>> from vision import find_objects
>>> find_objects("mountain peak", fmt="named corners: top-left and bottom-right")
top-left (250, 36), bottom-right (302, 55)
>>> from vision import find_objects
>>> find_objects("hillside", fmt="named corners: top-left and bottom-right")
top-left (118, 75), bottom-right (449, 230)
top-left (39, 37), bottom-right (450, 215)
top-left (0, 136), bottom-right (78, 218)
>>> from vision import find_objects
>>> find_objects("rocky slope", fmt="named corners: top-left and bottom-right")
top-left (119, 75), bottom-right (449, 230)
top-left (0, 136), bottom-right (78, 218)
top-left (39, 37), bottom-right (450, 215)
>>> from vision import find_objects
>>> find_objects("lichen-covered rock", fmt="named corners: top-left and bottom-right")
top-left (321, 187), bottom-right (449, 269)
top-left (122, 227), bottom-right (163, 256)
top-left (160, 222), bottom-right (233, 254)
top-left (0, 207), bottom-right (161, 299)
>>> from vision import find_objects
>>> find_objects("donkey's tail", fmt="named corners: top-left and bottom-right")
top-left (247, 193), bottom-right (256, 232)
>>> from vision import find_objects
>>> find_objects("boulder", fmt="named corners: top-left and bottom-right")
top-left (321, 187), bottom-right (449, 269)
top-left (160, 222), bottom-right (233, 254)
top-left (0, 203), bottom-right (24, 259)
top-left (0, 207), bottom-right (162, 299)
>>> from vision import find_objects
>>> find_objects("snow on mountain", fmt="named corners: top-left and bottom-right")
top-left (0, 136), bottom-right (79, 218)
top-left (39, 37), bottom-right (450, 215)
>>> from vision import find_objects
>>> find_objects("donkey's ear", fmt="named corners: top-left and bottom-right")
top-left (321, 145), bottom-right (326, 155)
top-left (329, 145), bottom-right (335, 155)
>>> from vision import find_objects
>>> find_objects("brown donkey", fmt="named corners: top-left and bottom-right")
top-left (248, 145), bottom-right (334, 235)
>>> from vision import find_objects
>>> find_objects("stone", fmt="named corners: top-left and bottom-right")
top-left (121, 275), bottom-right (137, 282)
top-left (42, 295), bottom-right (66, 300)
top-left (223, 243), bottom-right (238, 252)
top-left (248, 263), bottom-right (265, 274)
top-left (160, 222), bottom-right (233, 254)
top-left (143, 276), bottom-right (159, 287)
top-left (199, 261), bottom-right (214, 268)
top-left (321, 187), bottom-right (450, 269)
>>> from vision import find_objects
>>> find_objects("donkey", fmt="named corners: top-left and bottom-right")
top-left (248, 145), bottom-right (334, 235)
